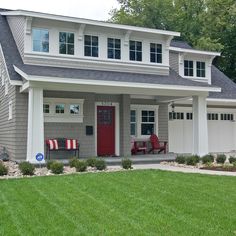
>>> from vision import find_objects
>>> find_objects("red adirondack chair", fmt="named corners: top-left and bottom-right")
top-left (131, 138), bottom-right (147, 155)
top-left (149, 134), bottom-right (167, 154)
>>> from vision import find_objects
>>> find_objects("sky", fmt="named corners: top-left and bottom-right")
top-left (0, 0), bottom-right (120, 20)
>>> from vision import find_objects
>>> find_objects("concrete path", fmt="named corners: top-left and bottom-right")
top-left (109, 164), bottom-right (236, 176)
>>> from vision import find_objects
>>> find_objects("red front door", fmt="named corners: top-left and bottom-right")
top-left (97, 106), bottom-right (115, 156)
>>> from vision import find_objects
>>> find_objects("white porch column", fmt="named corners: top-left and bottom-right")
top-left (192, 95), bottom-right (208, 156)
top-left (26, 87), bottom-right (45, 163)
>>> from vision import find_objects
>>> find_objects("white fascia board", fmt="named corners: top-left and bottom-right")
top-left (26, 74), bottom-right (221, 93)
top-left (169, 46), bottom-right (221, 57)
top-left (13, 65), bottom-right (29, 80)
top-left (207, 98), bottom-right (236, 103)
top-left (1, 10), bottom-right (180, 37)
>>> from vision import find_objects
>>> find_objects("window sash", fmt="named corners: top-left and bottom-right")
top-left (196, 61), bottom-right (206, 77)
top-left (59, 32), bottom-right (74, 55)
top-left (129, 40), bottom-right (142, 61)
top-left (184, 60), bottom-right (194, 76)
top-left (150, 43), bottom-right (162, 63)
top-left (84, 35), bottom-right (99, 57)
top-left (107, 38), bottom-right (121, 59)
top-left (32, 29), bottom-right (49, 52)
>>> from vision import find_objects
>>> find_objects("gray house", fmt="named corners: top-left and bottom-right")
top-left (0, 9), bottom-right (235, 163)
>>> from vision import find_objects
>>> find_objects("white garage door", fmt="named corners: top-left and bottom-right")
top-left (168, 108), bottom-right (236, 153)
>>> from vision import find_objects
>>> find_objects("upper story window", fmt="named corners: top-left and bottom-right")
top-left (129, 40), bottom-right (142, 61)
top-left (32, 28), bottom-right (49, 53)
top-left (59, 32), bottom-right (74, 55)
top-left (107, 38), bottom-right (121, 59)
top-left (150, 43), bottom-right (162, 63)
top-left (197, 61), bottom-right (206, 77)
top-left (84, 35), bottom-right (99, 57)
top-left (184, 60), bottom-right (194, 76)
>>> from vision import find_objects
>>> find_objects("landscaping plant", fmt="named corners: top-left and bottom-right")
top-left (185, 155), bottom-right (200, 166)
top-left (75, 160), bottom-right (87, 172)
top-left (216, 154), bottom-right (226, 164)
top-left (175, 155), bottom-right (186, 164)
top-left (0, 162), bottom-right (8, 176)
top-left (229, 156), bottom-right (236, 164)
top-left (86, 158), bottom-right (97, 167)
top-left (46, 160), bottom-right (54, 170)
top-left (50, 161), bottom-right (64, 174)
top-left (201, 154), bottom-right (214, 164)
top-left (95, 159), bottom-right (106, 170)
top-left (19, 162), bottom-right (35, 176)
top-left (121, 158), bottom-right (132, 169)
top-left (69, 157), bottom-right (79, 168)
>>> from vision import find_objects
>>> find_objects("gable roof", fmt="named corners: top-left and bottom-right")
top-left (170, 40), bottom-right (193, 49)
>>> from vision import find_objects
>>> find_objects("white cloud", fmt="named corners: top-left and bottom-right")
top-left (0, 0), bottom-right (119, 20)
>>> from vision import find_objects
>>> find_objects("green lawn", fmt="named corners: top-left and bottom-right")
top-left (0, 170), bottom-right (236, 236)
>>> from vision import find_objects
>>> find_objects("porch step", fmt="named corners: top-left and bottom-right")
top-left (101, 154), bottom-right (176, 166)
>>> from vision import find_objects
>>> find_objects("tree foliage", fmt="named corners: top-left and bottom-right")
top-left (110, 0), bottom-right (236, 81)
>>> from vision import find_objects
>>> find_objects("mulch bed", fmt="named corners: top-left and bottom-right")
top-left (200, 166), bottom-right (236, 172)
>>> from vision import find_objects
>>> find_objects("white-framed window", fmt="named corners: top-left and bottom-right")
top-left (208, 113), bottom-right (218, 120)
top-left (84, 35), bottom-right (99, 57)
top-left (8, 100), bottom-right (12, 120)
top-left (107, 38), bottom-right (121, 59)
top-left (129, 40), bottom-right (142, 61)
top-left (221, 113), bottom-right (234, 121)
top-left (169, 112), bottom-right (184, 120)
top-left (43, 98), bottom-right (84, 123)
top-left (150, 43), bottom-right (162, 63)
top-left (130, 105), bottom-right (158, 137)
top-left (130, 110), bottom-right (136, 136)
top-left (59, 32), bottom-right (74, 55)
top-left (184, 60), bottom-right (194, 76)
top-left (197, 61), bottom-right (206, 77)
top-left (32, 28), bottom-right (49, 53)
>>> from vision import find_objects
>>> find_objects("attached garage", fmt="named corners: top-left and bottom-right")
top-left (168, 107), bottom-right (236, 154)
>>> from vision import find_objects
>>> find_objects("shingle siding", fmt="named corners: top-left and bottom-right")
top-left (158, 103), bottom-right (169, 144)
top-left (6, 16), bottom-right (25, 60)
top-left (169, 52), bottom-right (179, 74)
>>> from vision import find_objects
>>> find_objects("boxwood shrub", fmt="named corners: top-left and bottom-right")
top-left (175, 155), bottom-right (186, 164)
top-left (95, 159), bottom-right (106, 170)
top-left (50, 161), bottom-right (64, 174)
top-left (229, 156), bottom-right (236, 164)
top-left (86, 158), bottom-right (97, 167)
top-left (19, 162), bottom-right (35, 175)
top-left (121, 158), bottom-right (132, 169)
top-left (185, 155), bottom-right (200, 166)
top-left (46, 160), bottom-right (54, 170)
top-left (69, 158), bottom-right (78, 168)
top-left (75, 160), bottom-right (87, 172)
top-left (0, 162), bottom-right (8, 176)
top-left (201, 154), bottom-right (214, 164)
top-left (216, 154), bottom-right (226, 164)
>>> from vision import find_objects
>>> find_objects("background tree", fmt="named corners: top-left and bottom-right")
top-left (109, 0), bottom-right (236, 81)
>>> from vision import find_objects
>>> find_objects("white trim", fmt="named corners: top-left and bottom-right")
top-left (170, 46), bottom-right (221, 56)
top-left (207, 98), bottom-right (236, 103)
top-left (43, 98), bottom-right (84, 123)
top-left (131, 104), bottom-right (159, 138)
top-left (13, 66), bottom-right (221, 93)
top-left (95, 102), bottom-right (120, 156)
top-left (13, 65), bottom-right (29, 80)
top-left (1, 10), bottom-right (180, 37)
top-left (8, 100), bottom-right (12, 120)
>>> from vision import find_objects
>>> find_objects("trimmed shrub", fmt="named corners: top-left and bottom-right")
top-left (75, 160), bottom-right (87, 172)
top-left (46, 160), bottom-right (54, 170)
top-left (86, 158), bottom-right (97, 167)
top-left (233, 162), bottom-right (236, 167)
top-left (19, 162), bottom-right (35, 176)
top-left (95, 159), bottom-right (106, 171)
top-left (121, 158), bottom-right (132, 169)
top-left (175, 155), bottom-right (186, 164)
top-left (216, 154), bottom-right (226, 164)
top-left (185, 155), bottom-right (200, 166)
top-left (0, 162), bottom-right (8, 176)
top-left (50, 161), bottom-right (64, 174)
top-left (69, 158), bottom-right (78, 168)
top-left (201, 155), bottom-right (214, 164)
top-left (229, 156), bottom-right (236, 164)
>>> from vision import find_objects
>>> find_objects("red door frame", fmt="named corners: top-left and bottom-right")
top-left (97, 106), bottom-right (115, 156)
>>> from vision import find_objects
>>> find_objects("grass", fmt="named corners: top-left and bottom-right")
top-left (0, 170), bottom-right (236, 236)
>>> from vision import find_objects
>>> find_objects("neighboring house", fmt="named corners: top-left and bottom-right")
top-left (0, 9), bottom-right (235, 163)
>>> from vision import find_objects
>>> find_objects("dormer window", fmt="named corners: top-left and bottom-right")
top-left (32, 28), bottom-right (49, 53)
top-left (150, 43), bottom-right (162, 63)
top-left (107, 38), bottom-right (121, 59)
top-left (84, 35), bottom-right (99, 57)
top-left (59, 32), bottom-right (74, 55)
top-left (197, 61), bottom-right (206, 77)
top-left (184, 60), bottom-right (193, 76)
top-left (129, 40), bottom-right (142, 61)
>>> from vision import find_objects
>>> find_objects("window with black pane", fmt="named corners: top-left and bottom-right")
top-left (150, 43), bottom-right (162, 63)
top-left (184, 60), bottom-right (194, 76)
top-left (107, 38), bottom-right (121, 59)
top-left (129, 40), bottom-right (142, 61)
top-left (196, 61), bottom-right (206, 77)
top-left (59, 32), bottom-right (74, 55)
top-left (141, 110), bottom-right (155, 135)
top-left (84, 35), bottom-right (99, 57)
